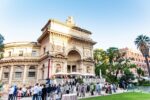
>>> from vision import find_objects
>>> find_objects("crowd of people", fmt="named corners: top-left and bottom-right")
top-left (7, 79), bottom-right (119, 100)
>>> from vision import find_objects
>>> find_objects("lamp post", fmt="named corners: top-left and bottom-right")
top-left (47, 58), bottom-right (51, 79)
top-left (47, 51), bottom-right (51, 79)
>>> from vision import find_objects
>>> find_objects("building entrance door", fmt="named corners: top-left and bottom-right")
top-left (67, 50), bottom-right (81, 73)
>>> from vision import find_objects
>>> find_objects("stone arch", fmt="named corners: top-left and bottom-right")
top-left (66, 47), bottom-right (82, 59)
top-left (67, 49), bottom-right (81, 73)
top-left (67, 50), bottom-right (81, 62)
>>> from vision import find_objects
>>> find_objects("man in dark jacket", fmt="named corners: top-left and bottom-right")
top-left (42, 84), bottom-right (47, 100)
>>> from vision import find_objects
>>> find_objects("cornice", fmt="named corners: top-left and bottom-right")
top-left (0, 59), bottom-right (39, 64)
top-left (4, 42), bottom-right (41, 48)
top-left (41, 19), bottom-right (92, 34)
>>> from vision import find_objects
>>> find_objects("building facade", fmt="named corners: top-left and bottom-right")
top-left (120, 48), bottom-right (150, 76)
top-left (0, 17), bottom-right (96, 87)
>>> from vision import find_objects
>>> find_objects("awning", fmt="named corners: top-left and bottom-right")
top-left (54, 72), bottom-right (68, 76)
top-left (82, 73), bottom-right (95, 76)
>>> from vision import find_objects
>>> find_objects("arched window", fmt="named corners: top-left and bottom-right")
top-left (55, 64), bottom-right (61, 73)
top-left (28, 66), bottom-right (36, 78)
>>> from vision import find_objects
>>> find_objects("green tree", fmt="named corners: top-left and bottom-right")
top-left (94, 49), bottom-right (108, 76)
top-left (0, 34), bottom-right (4, 97)
top-left (93, 49), bottom-right (108, 65)
top-left (0, 34), bottom-right (4, 59)
top-left (120, 68), bottom-right (135, 83)
top-left (137, 68), bottom-right (144, 79)
top-left (134, 35), bottom-right (150, 77)
top-left (94, 47), bottom-right (136, 84)
top-left (106, 47), bottom-right (127, 77)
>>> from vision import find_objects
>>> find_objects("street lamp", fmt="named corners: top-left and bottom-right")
top-left (47, 51), bottom-right (51, 81)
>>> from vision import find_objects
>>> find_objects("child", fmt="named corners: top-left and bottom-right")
top-left (17, 88), bottom-right (22, 100)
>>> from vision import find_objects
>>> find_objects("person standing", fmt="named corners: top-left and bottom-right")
top-left (42, 84), bottom-right (47, 100)
top-left (90, 84), bottom-right (94, 96)
top-left (38, 84), bottom-right (43, 100)
top-left (13, 85), bottom-right (18, 100)
top-left (17, 88), bottom-right (22, 100)
top-left (32, 83), bottom-right (39, 100)
top-left (8, 86), bottom-right (14, 100)
top-left (96, 83), bottom-right (101, 95)
top-left (22, 85), bottom-right (27, 97)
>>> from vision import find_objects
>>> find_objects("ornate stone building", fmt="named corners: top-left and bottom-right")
top-left (120, 47), bottom-right (150, 76)
top-left (0, 42), bottom-right (40, 87)
top-left (0, 17), bottom-right (96, 87)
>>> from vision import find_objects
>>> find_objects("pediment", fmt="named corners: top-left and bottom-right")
top-left (54, 53), bottom-right (66, 58)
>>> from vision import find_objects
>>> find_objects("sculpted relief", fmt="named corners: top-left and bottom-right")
top-left (69, 39), bottom-right (81, 46)
top-left (84, 49), bottom-right (91, 57)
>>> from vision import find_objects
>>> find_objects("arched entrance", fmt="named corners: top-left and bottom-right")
top-left (67, 50), bottom-right (81, 73)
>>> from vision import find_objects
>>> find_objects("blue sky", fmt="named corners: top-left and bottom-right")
top-left (0, 0), bottom-right (150, 50)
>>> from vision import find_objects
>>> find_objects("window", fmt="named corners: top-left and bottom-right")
top-left (4, 72), bottom-right (9, 78)
top-left (43, 47), bottom-right (46, 54)
top-left (72, 65), bottom-right (76, 72)
top-left (32, 50), bottom-right (37, 57)
top-left (15, 72), bottom-right (22, 78)
top-left (8, 51), bottom-right (11, 57)
top-left (28, 72), bottom-right (36, 77)
top-left (28, 66), bottom-right (36, 78)
top-left (14, 66), bottom-right (23, 79)
top-left (56, 64), bottom-right (61, 73)
top-left (67, 65), bottom-right (71, 73)
top-left (87, 66), bottom-right (90, 73)
top-left (19, 50), bottom-right (23, 56)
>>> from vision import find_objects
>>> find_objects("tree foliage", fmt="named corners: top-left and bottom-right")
top-left (94, 47), bottom-right (136, 84)
top-left (137, 68), bottom-right (144, 78)
top-left (0, 34), bottom-right (4, 59)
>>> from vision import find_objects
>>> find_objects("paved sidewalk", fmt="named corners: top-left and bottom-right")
top-left (1, 89), bottom-right (127, 100)
top-left (79, 89), bottom-right (127, 99)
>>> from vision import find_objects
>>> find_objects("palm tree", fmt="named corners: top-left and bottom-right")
top-left (135, 34), bottom-right (150, 77)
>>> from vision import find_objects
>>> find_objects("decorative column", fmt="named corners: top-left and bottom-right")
top-left (50, 60), bottom-right (53, 78)
top-left (0, 66), bottom-right (3, 80)
top-left (36, 65), bottom-right (39, 83)
top-left (64, 60), bottom-right (67, 73)
top-left (23, 65), bottom-right (27, 84)
top-left (9, 65), bottom-right (14, 85)
top-left (81, 61), bottom-right (84, 73)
